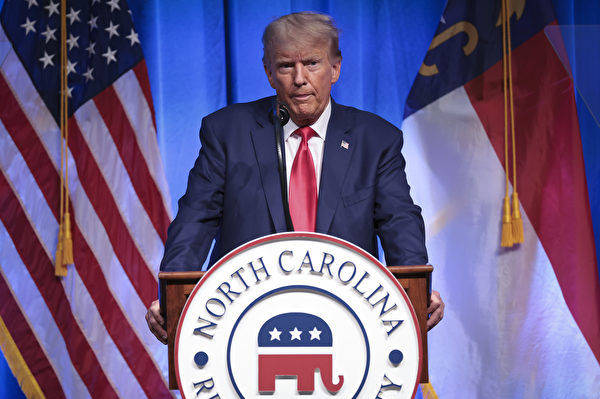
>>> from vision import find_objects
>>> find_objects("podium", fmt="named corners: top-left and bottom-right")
top-left (159, 265), bottom-right (432, 389)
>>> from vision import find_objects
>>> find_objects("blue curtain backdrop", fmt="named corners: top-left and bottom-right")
top-left (126, 0), bottom-right (600, 270)
top-left (0, 0), bottom-right (598, 397)
top-left (128, 0), bottom-right (447, 213)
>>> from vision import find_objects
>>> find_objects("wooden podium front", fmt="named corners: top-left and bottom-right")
top-left (159, 265), bottom-right (432, 389)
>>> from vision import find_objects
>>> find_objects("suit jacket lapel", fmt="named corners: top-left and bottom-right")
top-left (250, 108), bottom-right (288, 232)
top-left (316, 101), bottom-right (354, 232)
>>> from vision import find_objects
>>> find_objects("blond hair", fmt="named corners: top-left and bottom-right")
top-left (262, 12), bottom-right (342, 67)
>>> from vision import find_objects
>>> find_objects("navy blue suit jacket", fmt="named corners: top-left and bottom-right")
top-left (160, 97), bottom-right (427, 271)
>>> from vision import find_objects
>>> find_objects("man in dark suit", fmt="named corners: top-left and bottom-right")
top-left (146, 12), bottom-right (444, 343)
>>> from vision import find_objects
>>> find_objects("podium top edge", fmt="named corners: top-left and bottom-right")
top-left (387, 265), bottom-right (434, 275)
top-left (158, 265), bottom-right (433, 281)
top-left (159, 271), bottom-right (205, 280)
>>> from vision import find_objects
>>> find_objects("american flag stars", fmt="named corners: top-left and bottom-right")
top-left (66, 7), bottom-right (80, 24)
top-left (88, 15), bottom-right (98, 30)
top-left (86, 41), bottom-right (95, 56)
top-left (40, 25), bottom-right (56, 42)
top-left (66, 59), bottom-right (77, 75)
top-left (107, 0), bottom-right (120, 12)
top-left (8, 0), bottom-right (144, 120)
top-left (66, 33), bottom-right (79, 50)
top-left (83, 66), bottom-right (94, 82)
top-left (38, 50), bottom-right (53, 68)
top-left (44, 1), bottom-right (58, 17)
top-left (20, 17), bottom-right (36, 35)
top-left (126, 28), bottom-right (139, 46)
top-left (102, 46), bottom-right (117, 64)
top-left (104, 20), bottom-right (119, 38)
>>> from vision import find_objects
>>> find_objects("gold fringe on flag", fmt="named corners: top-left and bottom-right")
top-left (502, 196), bottom-right (513, 247)
top-left (500, 0), bottom-right (513, 247)
top-left (505, 0), bottom-right (524, 244)
top-left (500, 0), bottom-right (524, 247)
top-left (420, 382), bottom-right (440, 399)
top-left (512, 192), bottom-right (524, 242)
top-left (55, 0), bottom-right (72, 276)
top-left (0, 311), bottom-right (46, 399)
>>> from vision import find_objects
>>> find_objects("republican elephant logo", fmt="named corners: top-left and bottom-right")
top-left (257, 312), bottom-right (344, 394)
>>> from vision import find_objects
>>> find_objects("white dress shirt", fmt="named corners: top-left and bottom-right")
top-left (283, 100), bottom-right (331, 194)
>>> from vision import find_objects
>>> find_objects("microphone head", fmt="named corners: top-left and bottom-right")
top-left (278, 103), bottom-right (290, 126)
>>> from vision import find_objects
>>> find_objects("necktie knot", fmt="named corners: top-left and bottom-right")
top-left (295, 126), bottom-right (317, 143)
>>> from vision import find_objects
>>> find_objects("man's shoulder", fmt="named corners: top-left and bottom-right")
top-left (204, 97), bottom-right (273, 125)
top-left (332, 101), bottom-right (402, 137)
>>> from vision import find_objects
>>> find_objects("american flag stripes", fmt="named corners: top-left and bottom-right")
top-left (0, 0), bottom-right (172, 397)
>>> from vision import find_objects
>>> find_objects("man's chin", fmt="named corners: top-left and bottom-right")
top-left (289, 107), bottom-right (319, 126)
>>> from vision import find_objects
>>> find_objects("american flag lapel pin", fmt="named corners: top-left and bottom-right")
top-left (340, 140), bottom-right (349, 150)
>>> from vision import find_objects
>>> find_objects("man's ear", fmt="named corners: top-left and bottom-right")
top-left (264, 63), bottom-right (276, 89)
top-left (331, 57), bottom-right (341, 84)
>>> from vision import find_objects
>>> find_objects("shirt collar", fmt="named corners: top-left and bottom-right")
top-left (283, 99), bottom-right (331, 141)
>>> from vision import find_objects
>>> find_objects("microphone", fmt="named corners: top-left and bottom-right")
top-left (271, 98), bottom-right (294, 231)
top-left (277, 102), bottom-right (290, 126)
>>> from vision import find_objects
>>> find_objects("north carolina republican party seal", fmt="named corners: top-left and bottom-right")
top-left (175, 232), bottom-right (422, 398)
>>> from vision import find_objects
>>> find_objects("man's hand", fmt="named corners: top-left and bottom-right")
top-left (146, 299), bottom-right (167, 344)
top-left (427, 290), bottom-right (444, 330)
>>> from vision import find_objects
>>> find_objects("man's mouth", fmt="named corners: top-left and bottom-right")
top-left (292, 93), bottom-right (312, 101)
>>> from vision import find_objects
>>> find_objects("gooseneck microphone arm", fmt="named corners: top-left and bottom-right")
top-left (272, 98), bottom-right (294, 231)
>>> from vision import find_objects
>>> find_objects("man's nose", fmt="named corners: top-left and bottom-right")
top-left (293, 64), bottom-right (307, 86)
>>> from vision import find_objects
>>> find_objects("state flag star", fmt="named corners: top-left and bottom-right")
top-left (88, 15), bottom-right (98, 31)
top-left (66, 7), bottom-right (81, 25)
top-left (44, 1), bottom-right (59, 17)
top-left (38, 51), bottom-right (54, 69)
top-left (66, 60), bottom-right (77, 76)
top-left (105, 21), bottom-right (120, 39)
top-left (268, 327), bottom-right (281, 341)
top-left (308, 327), bottom-right (322, 340)
top-left (67, 33), bottom-right (79, 50)
top-left (20, 18), bottom-right (36, 35)
top-left (107, 0), bottom-right (121, 12)
top-left (41, 25), bottom-right (56, 43)
top-left (25, 0), bottom-right (38, 9)
top-left (86, 42), bottom-right (96, 56)
top-left (289, 327), bottom-right (302, 341)
top-left (102, 46), bottom-right (117, 64)
top-left (126, 28), bottom-right (140, 46)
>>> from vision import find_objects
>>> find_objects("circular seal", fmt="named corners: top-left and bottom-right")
top-left (175, 233), bottom-right (422, 398)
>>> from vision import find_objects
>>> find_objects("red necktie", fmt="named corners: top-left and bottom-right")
top-left (289, 126), bottom-right (318, 231)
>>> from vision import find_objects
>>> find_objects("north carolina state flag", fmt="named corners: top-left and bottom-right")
top-left (403, 0), bottom-right (600, 397)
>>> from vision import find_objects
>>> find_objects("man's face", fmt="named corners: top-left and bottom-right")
top-left (264, 41), bottom-right (341, 126)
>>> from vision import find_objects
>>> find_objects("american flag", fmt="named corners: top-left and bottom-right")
top-left (0, 0), bottom-right (173, 398)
